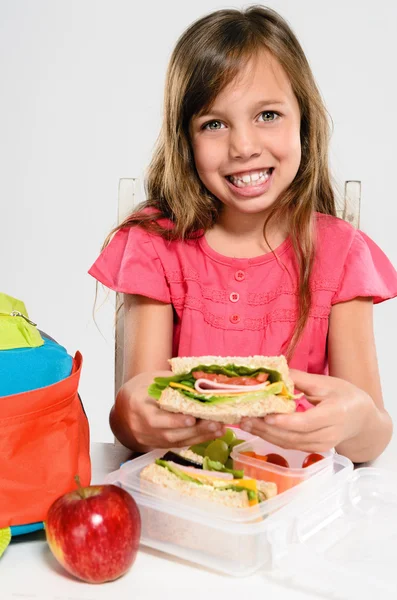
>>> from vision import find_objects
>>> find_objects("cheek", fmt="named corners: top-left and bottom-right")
top-left (276, 126), bottom-right (301, 163)
top-left (192, 139), bottom-right (222, 176)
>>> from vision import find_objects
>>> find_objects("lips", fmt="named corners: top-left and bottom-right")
top-left (224, 167), bottom-right (275, 198)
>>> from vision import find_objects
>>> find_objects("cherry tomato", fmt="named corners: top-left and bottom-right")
top-left (260, 453), bottom-right (290, 468)
top-left (302, 453), bottom-right (324, 468)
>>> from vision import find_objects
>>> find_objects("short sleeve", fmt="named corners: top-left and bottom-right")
top-left (332, 230), bottom-right (397, 305)
top-left (88, 227), bottom-right (171, 303)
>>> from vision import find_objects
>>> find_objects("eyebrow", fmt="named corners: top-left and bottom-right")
top-left (197, 100), bottom-right (286, 120)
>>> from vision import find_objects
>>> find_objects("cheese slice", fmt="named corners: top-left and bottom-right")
top-left (280, 383), bottom-right (291, 397)
top-left (232, 478), bottom-right (259, 507)
top-left (169, 382), bottom-right (196, 393)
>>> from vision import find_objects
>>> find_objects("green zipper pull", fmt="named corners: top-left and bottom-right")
top-left (0, 293), bottom-right (43, 349)
top-left (0, 527), bottom-right (11, 558)
top-left (10, 310), bottom-right (37, 327)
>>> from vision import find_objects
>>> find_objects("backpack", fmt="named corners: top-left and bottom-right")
top-left (0, 293), bottom-right (91, 556)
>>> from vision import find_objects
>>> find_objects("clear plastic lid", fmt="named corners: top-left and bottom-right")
top-left (267, 467), bottom-right (397, 598)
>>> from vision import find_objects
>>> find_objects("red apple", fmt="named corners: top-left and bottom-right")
top-left (45, 479), bottom-right (141, 583)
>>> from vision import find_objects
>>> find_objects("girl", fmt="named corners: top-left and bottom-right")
top-left (89, 6), bottom-right (397, 460)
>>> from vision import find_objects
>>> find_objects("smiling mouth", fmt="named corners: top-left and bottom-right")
top-left (226, 168), bottom-right (274, 188)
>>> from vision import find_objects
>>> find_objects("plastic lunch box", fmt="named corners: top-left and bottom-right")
top-left (105, 430), bottom-right (397, 596)
top-left (105, 430), bottom-right (342, 567)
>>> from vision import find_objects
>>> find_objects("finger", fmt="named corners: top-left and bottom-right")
top-left (289, 369), bottom-right (330, 398)
top-left (251, 430), bottom-right (333, 453)
top-left (241, 423), bottom-right (305, 450)
top-left (145, 399), bottom-right (198, 429)
top-left (170, 429), bottom-right (226, 448)
top-left (137, 423), bottom-right (224, 449)
top-left (254, 401), bottom-right (340, 434)
top-left (240, 415), bottom-right (333, 442)
top-left (159, 422), bottom-right (225, 446)
top-left (241, 419), bottom-right (335, 452)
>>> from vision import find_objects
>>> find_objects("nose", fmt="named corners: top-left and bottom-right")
top-left (229, 125), bottom-right (262, 160)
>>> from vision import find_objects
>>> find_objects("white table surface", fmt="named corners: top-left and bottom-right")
top-left (1, 437), bottom-right (396, 600)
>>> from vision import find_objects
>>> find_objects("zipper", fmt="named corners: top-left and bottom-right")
top-left (0, 311), bottom-right (37, 327)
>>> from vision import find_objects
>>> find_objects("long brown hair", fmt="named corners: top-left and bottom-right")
top-left (104, 5), bottom-right (336, 358)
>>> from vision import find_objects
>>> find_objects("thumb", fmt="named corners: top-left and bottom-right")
top-left (289, 368), bottom-right (327, 400)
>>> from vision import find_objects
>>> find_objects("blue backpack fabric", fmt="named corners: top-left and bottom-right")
top-left (0, 335), bottom-right (73, 397)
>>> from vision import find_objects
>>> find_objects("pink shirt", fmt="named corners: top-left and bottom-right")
top-left (89, 213), bottom-right (397, 374)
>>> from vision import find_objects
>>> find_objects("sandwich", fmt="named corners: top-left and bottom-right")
top-left (148, 355), bottom-right (297, 424)
top-left (140, 449), bottom-right (277, 508)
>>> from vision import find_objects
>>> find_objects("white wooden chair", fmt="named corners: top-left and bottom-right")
top-left (114, 178), bottom-right (361, 396)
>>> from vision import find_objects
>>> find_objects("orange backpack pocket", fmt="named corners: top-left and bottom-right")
top-left (0, 352), bottom-right (91, 528)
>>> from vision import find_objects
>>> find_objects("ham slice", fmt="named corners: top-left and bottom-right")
top-left (194, 378), bottom-right (270, 395)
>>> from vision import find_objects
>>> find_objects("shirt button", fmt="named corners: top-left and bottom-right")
top-left (230, 314), bottom-right (241, 324)
top-left (235, 270), bottom-right (245, 281)
top-left (229, 292), bottom-right (240, 303)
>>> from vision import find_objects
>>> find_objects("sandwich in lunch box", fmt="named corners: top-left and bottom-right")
top-left (140, 449), bottom-right (277, 508)
top-left (148, 355), bottom-right (297, 424)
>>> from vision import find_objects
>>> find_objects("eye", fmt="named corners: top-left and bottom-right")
top-left (202, 120), bottom-right (225, 131)
top-left (258, 111), bottom-right (280, 123)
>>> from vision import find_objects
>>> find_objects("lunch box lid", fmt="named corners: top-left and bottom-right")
top-left (265, 465), bottom-right (397, 599)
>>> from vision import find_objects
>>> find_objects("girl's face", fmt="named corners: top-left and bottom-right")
top-left (190, 51), bottom-right (301, 218)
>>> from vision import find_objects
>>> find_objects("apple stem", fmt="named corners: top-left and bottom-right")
top-left (74, 474), bottom-right (86, 499)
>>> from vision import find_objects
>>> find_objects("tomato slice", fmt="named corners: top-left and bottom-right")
top-left (302, 453), bottom-right (324, 468)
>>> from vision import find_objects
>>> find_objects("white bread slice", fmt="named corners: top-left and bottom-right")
top-left (158, 386), bottom-right (296, 424)
top-left (168, 354), bottom-right (294, 394)
top-left (257, 479), bottom-right (277, 500)
top-left (140, 463), bottom-right (277, 507)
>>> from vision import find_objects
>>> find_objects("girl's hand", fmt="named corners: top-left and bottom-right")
top-left (240, 369), bottom-right (375, 453)
top-left (112, 371), bottom-right (225, 451)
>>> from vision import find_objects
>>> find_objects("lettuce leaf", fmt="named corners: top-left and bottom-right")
top-left (202, 457), bottom-right (244, 478)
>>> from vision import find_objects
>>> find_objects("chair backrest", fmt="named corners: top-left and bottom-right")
top-left (115, 179), bottom-right (138, 397)
top-left (336, 180), bottom-right (361, 228)
top-left (114, 178), bottom-right (361, 395)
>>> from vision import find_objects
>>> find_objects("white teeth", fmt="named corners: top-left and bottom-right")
top-left (229, 169), bottom-right (272, 187)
